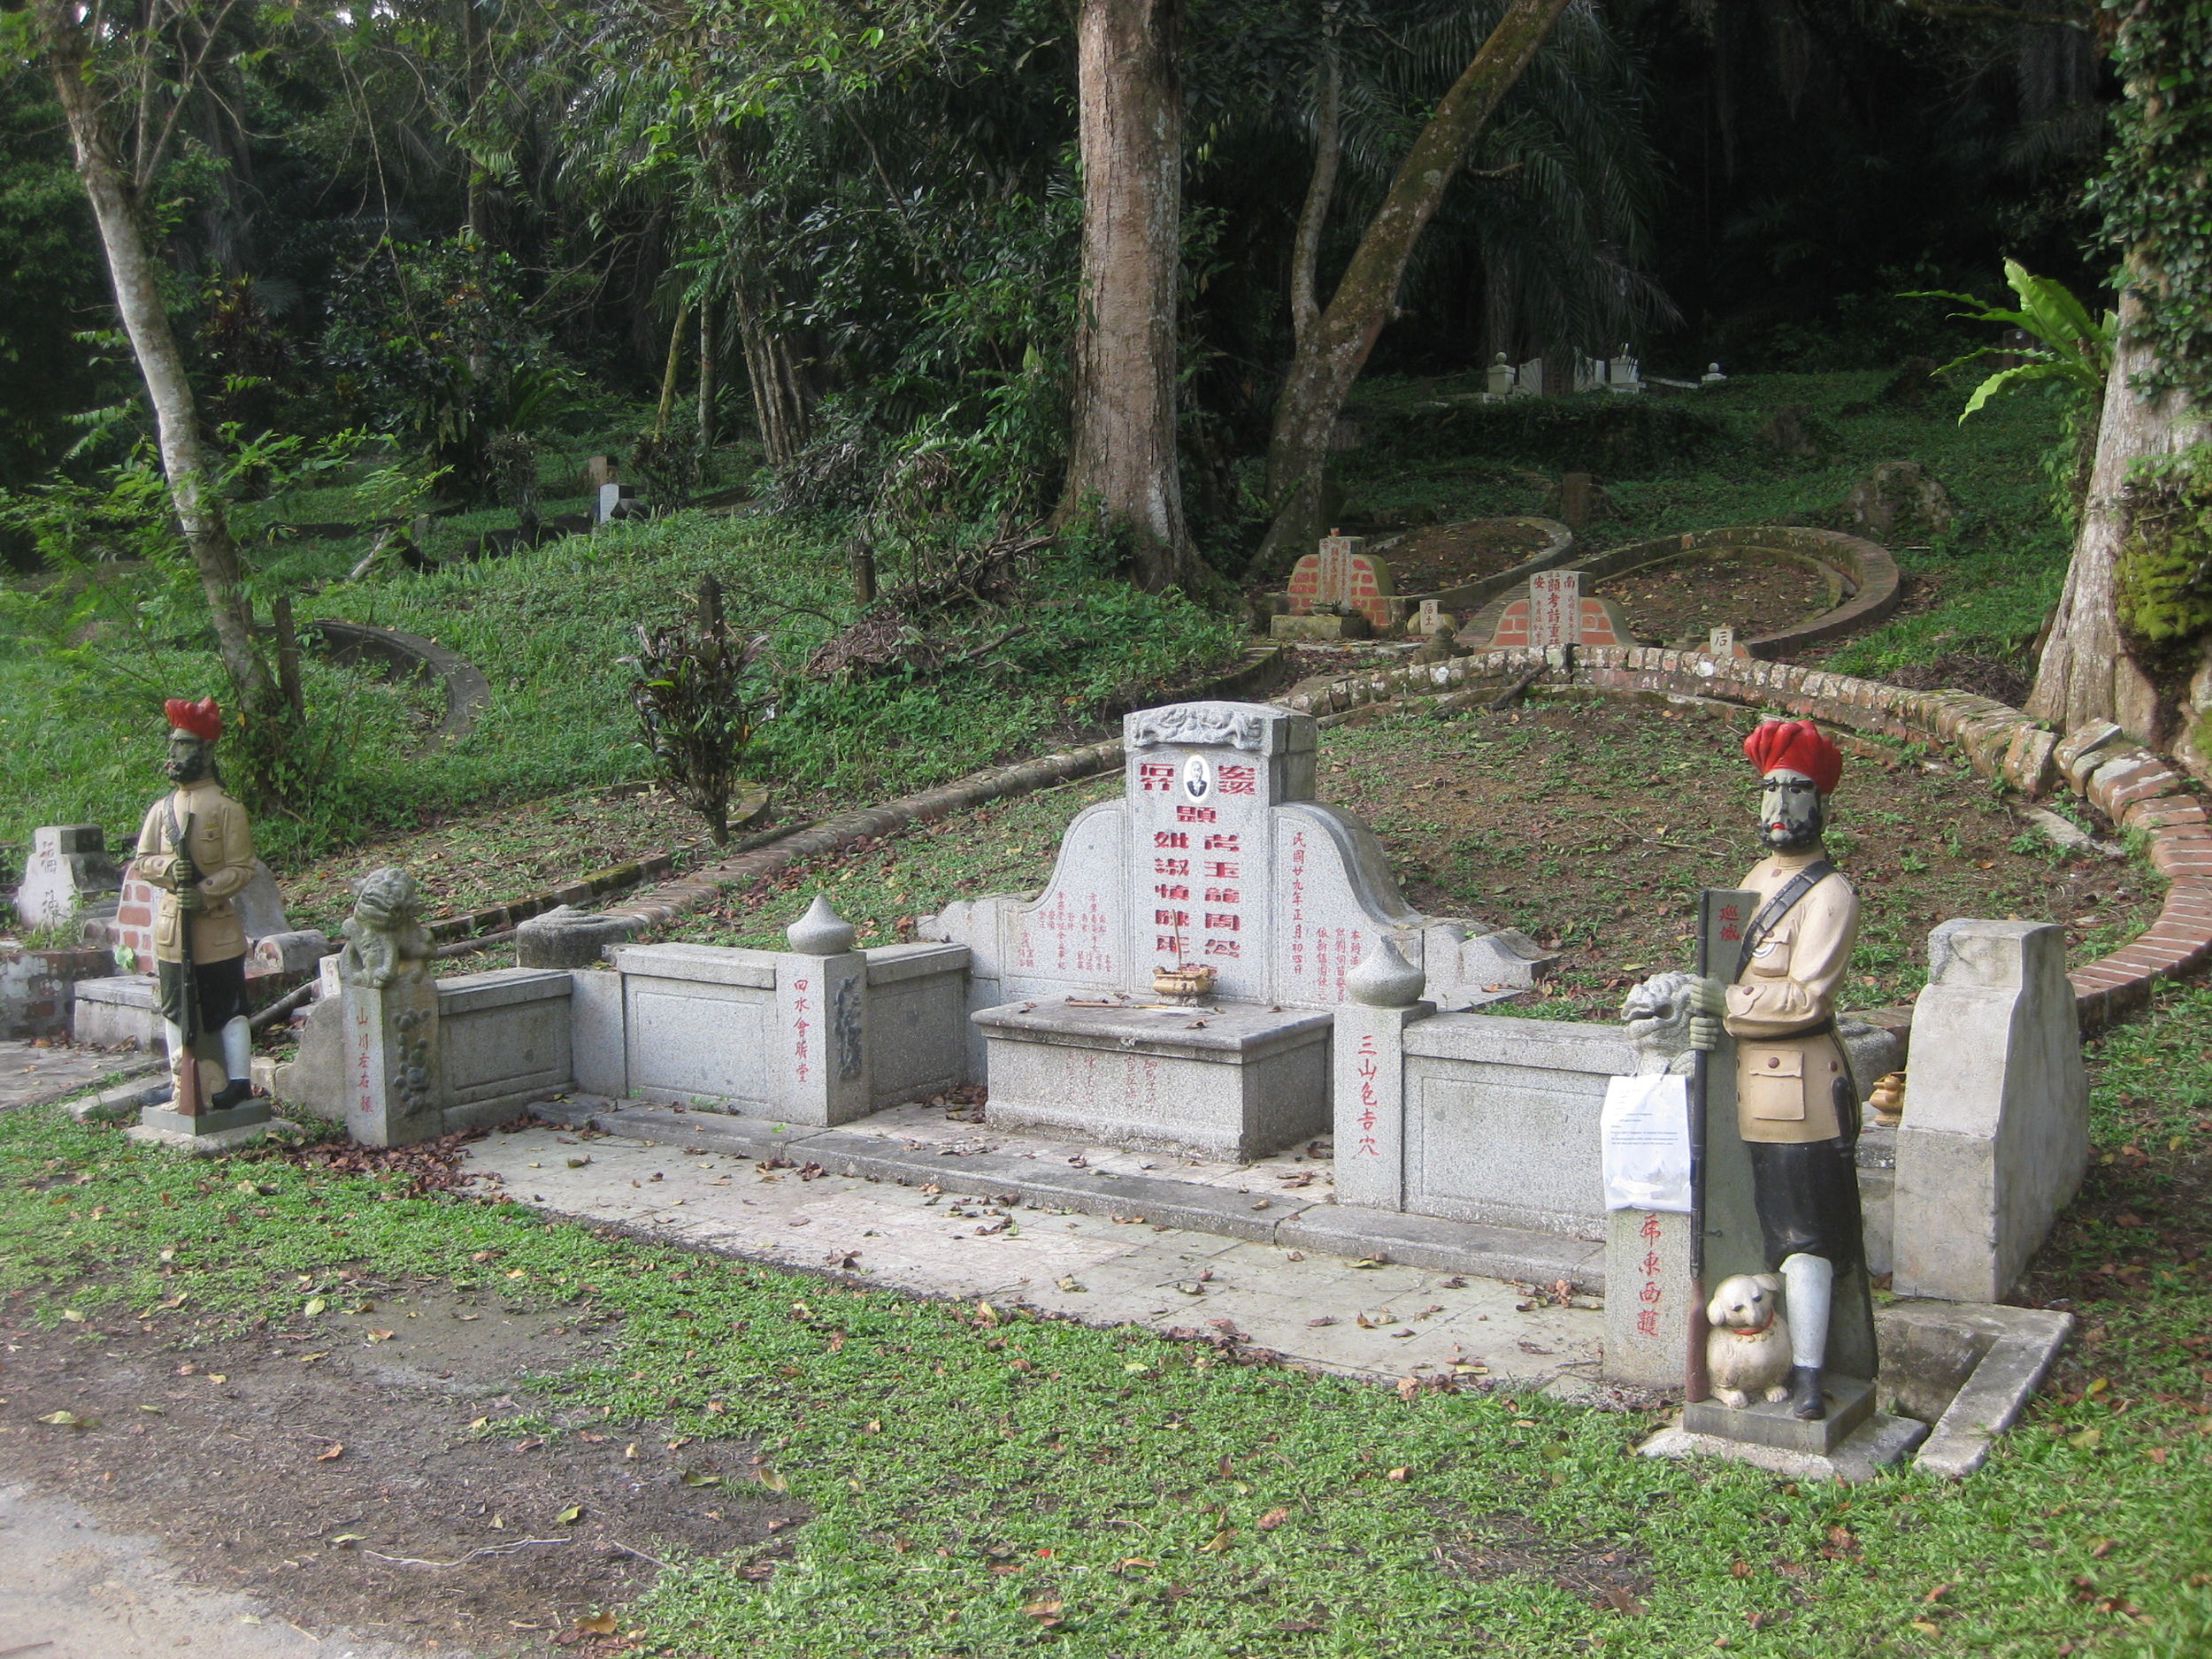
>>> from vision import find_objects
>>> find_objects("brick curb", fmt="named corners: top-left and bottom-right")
top-left (1274, 645), bottom-right (2208, 1031)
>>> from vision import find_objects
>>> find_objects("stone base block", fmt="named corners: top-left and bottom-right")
top-left (71, 974), bottom-right (163, 1048)
top-left (1684, 1372), bottom-right (1875, 1455)
top-left (975, 998), bottom-right (1333, 1162)
top-left (1271, 613), bottom-right (1371, 641)
top-left (128, 1112), bottom-right (296, 1156)
top-left (1639, 1409), bottom-right (1928, 1484)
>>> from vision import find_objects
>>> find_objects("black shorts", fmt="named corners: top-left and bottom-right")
top-left (1746, 1137), bottom-right (1863, 1271)
top-left (156, 954), bottom-right (250, 1033)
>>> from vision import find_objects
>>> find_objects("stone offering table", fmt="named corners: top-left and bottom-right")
top-left (974, 1000), bottom-right (1333, 1161)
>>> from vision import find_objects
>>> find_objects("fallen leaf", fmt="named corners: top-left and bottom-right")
top-left (1386, 1466), bottom-right (1409, 1482)
top-left (975, 1301), bottom-right (1001, 1327)
top-left (326, 1533), bottom-right (363, 1548)
top-left (36, 1409), bottom-right (95, 1430)
top-left (1307, 1316), bottom-right (1339, 1327)
top-left (1199, 1528), bottom-right (1233, 1553)
top-left (1911, 1620), bottom-right (1941, 1636)
top-left (136, 1403), bottom-right (163, 1414)
top-left (60, 1309), bottom-right (85, 1323)
top-left (1924, 1583), bottom-right (1954, 1603)
top-left (303, 1297), bottom-right (326, 1317)
top-left (558, 1504), bottom-right (584, 1525)
top-left (1256, 1508), bottom-right (1290, 1531)
top-left (205, 1374), bottom-right (227, 1385)
top-left (757, 1470), bottom-right (788, 1492)
top-left (577, 1611), bottom-right (618, 1635)
top-left (1125, 1361), bottom-right (1152, 1375)
top-left (2087, 1377), bottom-right (2110, 1396)
top-left (566, 1156), bottom-right (591, 1168)
top-left (683, 1471), bottom-right (725, 1487)
top-left (470, 1416), bottom-right (490, 1430)
top-left (296, 1351), bottom-right (330, 1365)
top-left (315, 1443), bottom-right (344, 1462)
top-left (2091, 1540), bottom-right (2116, 1560)
top-left (2070, 1427), bottom-right (2103, 1450)
top-left (1022, 1598), bottom-right (1064, 1626)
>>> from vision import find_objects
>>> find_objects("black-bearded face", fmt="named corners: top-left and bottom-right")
top-left (164, 732), bottom-right (211, 784)
top-left (1758, 769), bottom-right (1824, 852)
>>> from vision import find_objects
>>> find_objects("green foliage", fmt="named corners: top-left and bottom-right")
top-left (2116, 444), bottom-right (2212, 649)
top-left (627, 577), bottom-right (765, 846)
top-left (1351, 396), bottom-right (1732, 478)
top-left (2091, 0), bottom-right (2212, 409)
top-left (319, 237), bottom-right (570, 503)
top-left (1907, 259), bottom-right (2115, 422)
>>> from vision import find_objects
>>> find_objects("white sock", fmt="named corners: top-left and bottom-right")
top-left (1781, 1252), bottom-right (1832, 1371)
top-left (220, 1015), bottom-right (251, 1082)
top-left (163, 1018), bottom-right (189, 1067)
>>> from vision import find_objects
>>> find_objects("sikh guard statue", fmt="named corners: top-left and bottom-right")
top-left (134, 697), bottom-right (259, 1115)
top-left (1689, 718), bottom-right (1865, 1421)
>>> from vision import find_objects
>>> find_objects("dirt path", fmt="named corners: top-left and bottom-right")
top-left (0, 1482), bottom-right (415, 1657)
top-left (0, 1284), bottom-right (798, 1656)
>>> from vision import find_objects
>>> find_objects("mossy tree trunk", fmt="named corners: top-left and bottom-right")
top-left (1250, 0), bottom-right (1572, 579)
top-left (2028, 288), bottom-right (2190, 739)
top-left (1061, 0), bottom-right (1193, 592)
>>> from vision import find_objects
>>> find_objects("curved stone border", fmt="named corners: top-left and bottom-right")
top-left (1462, 526), bottom-right (1901, 659)
top-left (1276, 644), bottom-right (2206, 1030)
top-left (305, 619), bottom-right (492, 748)
top-left (1359, 516), bottom-right (1578, 626)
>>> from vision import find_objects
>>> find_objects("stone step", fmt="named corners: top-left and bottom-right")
top-left (539, 1099), bottom-right (1608, 1292)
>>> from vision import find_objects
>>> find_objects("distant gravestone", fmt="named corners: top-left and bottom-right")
top-left (584, 454), bottom-right (618, 491)
top-left (13, 826), bottom-right (119, 931)
top-left (1485, 353), bottom-right (1515, 399)
top-left (1514, 357), bottom-right (1544, 397)
top-left (1417, 599), bottom-right (1445, 635)
top-left (1283, 535), bottom-right (1395, 632)
top-left (1557, 472), bottom-right (1597, 531)
top-left (1708, 625), bottom-right (1736, 657)
top-left (1526, 570), bottom-right (1582, 649)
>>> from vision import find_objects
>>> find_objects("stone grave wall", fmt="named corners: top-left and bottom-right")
top-left (1285, 536), bottom-right (1395, 630)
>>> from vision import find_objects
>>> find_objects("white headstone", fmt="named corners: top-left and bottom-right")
top-left (1608, 347), bottom-right (1642, 394)
top-left (1701, 362), bottom-right (1728, 387)
top-left (1417, 599), bottom-right (1444, 634)
top-left (1526, 570), bottom-right (1582, 649)
top-left (1514, 357), bottom-right (1544, 396)
top-left (1485, 353), bottom-right (1515, 397)
top-left (1708, 625), bottom-right (1736, 657)
top-left (14, 826), bottom-right (120, 930)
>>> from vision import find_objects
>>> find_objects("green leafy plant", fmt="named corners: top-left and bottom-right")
top-left (1907, 259), bottom-right (2115, 423)
top-left (628, 576), bottom-right (768, 846)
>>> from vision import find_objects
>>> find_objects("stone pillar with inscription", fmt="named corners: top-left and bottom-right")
top-left (777, 895), bottom-right (872, 1126)
top-left (1526, 570), bottom-right (1582, 649)
top-left (337, 868), bottom-right (443, 1148)
top-left (1332, 938), bottom-right (1435, 1211)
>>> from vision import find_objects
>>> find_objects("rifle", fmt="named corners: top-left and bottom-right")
top-left (168, 803), bottom-right (202, 1118)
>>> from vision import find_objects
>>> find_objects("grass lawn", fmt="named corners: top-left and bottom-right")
top-left (1, 509), bottom-right (1245, 881)
top-left (5, 967), bottom-right (2212, 1657)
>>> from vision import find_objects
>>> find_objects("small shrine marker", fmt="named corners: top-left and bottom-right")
top-left (1526, 570), bottom-right (1582, 649)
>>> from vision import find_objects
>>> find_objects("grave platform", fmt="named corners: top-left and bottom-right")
top-left (1683, 1372), bottom-right (1876, 1455)
top-left (972, 998), bottom-right (1333, 1163)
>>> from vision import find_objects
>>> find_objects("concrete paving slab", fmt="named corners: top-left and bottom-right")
top-left (463, 1123), bottom-right (1609, 1398)
top-left (0, 1039), bottom-right (160, 1112)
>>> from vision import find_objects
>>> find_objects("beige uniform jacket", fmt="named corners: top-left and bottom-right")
top-left (1724, 848), bottom-right (1860, 1146)
top-left (134, 781), bottom-right (256, 964)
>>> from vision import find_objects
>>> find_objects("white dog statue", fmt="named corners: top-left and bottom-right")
top-left (1705, 1272), bottom-right (1793, 1409)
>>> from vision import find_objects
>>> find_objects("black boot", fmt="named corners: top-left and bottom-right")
top-left (1786, 1364), bottom-right (1826, 1421)
top-left (209, 1078), bottom-right (255, 1111)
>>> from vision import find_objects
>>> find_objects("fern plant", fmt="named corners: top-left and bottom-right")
top-left (1906, 259), bottom-right (2115, 422)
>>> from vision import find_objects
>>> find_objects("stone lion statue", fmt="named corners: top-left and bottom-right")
top-left (1622, 971), bottom-right (1701, 1076)
top-left (339, 866), bottom-right (432, 989)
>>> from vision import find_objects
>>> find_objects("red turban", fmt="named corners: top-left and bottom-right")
top-left (1744, 718), bottom-right (1840, 795)
top-left (164, 696), bottom-right (222, 742)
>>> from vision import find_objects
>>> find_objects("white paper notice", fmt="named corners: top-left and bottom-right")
top-left (1601, 1073), bottom-right (1693, 1212)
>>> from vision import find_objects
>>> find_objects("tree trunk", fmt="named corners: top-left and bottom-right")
top-left (697, 299), bottom-right (717, 455)
top-left (1289, 3), bottom-right (1343, 356)
top-left (48, 34), bottom-right (273, 712)
top-left (1251, 0), bottom-right (1572, 577)
top-left (655, 295), bottom-right (692, 441)
top-left (1060, 0), bottom-right (1192, 591)
top-left (732, 288), bottom-right (810, 471)
top-left (2026, 288), bottom-right (2187, 739)
top-left (461, 0), bottom-right (492, 243)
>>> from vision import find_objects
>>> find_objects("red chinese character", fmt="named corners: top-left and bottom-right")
top-left (1204, 913), bottom-right (1240, 931)
top-left (1155, 857), bottom-right (1190, 876)
top-left (1202, 833), bottom-right (1240, 851)
top-left (1721, 926), bottom-right (1741, 942)
top-left (1155, 832), bottom-right (1189, 849)
top-left (1636, 1310), bottom-right (1659, 1337)
top-left (1640, 1213), bottom-right (1662, 1240)
top-left (1203, 887), bottom-right (1240, 903)
top-left (1176, 804), bottom-right (1217, 824)
top-left (1155, 883), bottom-right (1189, 900)
top-left (1357, 1137), bottom-right (1379, 1156)
top-left (1139, 763), bottom-right (1176, 794)
top-left (1639, 1281), bottom-right (1662, 1304)
top-left (1720, 904), bottom-right (1742, 922)
top-left (1156, 935), bottom-right (1183, 951)
top-left (1217, 765), bottom-right (1256, 796)
top-left (1203, 938), bottom-right (1240, 958)
top-left (1204, 861), bottom-right (1240, 879)
top-left (1641, 1251), bottom-right (1663, 1276)
top-left (1155, 910), bottom-right (1189, 926)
